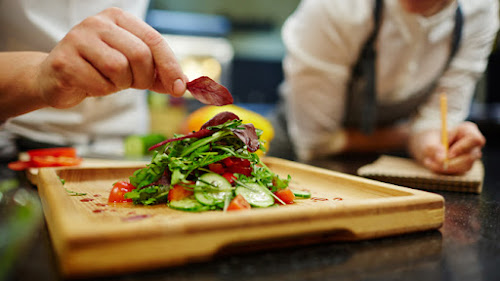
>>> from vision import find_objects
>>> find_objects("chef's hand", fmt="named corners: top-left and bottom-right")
top-left (37, 7), bottom-right (187, 109)
top-left (408, 121), bottom-right (485, 174)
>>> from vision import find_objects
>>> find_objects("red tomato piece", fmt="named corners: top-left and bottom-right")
top-left (222, 172), bottom-right (237, 184)
top-left (7, 161), bottom-right (31, 171)
top-left (108, 181), bottom-right (136, 203)
top-left (227, 194), bottom-right (251, 211)
top-left (167, 184), bottom-right (194, 201)
top-left (274, 188), bottom-right (295, 205)
top-left (208, 163), bottom-right (225, 174)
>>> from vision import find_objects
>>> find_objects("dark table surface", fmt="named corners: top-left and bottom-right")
top-left (1, 142), bottom-right (499, 281)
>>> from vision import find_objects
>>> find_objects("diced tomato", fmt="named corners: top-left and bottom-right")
top-left (222, 172), bottom-right (236, 184)
top-left (208, 163), bottom-right (225, 174)
top-left (108, 181), bottom-right (136, 203)
top-left (227, 194), bottom-right (251, 211)
top-left (7, 161), bottom-right (31, 171)
top-left (167, 184), bottom-right (194, 201)
top-left (274, 188), bottom-right (295, 205)
top-left (227, 165), bottom-right (252, 176)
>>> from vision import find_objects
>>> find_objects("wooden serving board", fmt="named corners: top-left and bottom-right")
top-left (35, 157), bottom-right (444, 278)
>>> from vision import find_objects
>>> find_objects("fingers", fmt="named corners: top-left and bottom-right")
top-left (89, 13), bottom-right (156, 90)
top-left (417, 122), bottom-right (485, 175)
top-left (107, 8), bottom-right (187, 96)
top-left (43, 7), bottom-right (186, 107)
top-left (428, 147), bottom-right (482, 175)
top-left (69, 29), bottom-right (133, 90)
top-left (448, 122), bottom-right (486, 158)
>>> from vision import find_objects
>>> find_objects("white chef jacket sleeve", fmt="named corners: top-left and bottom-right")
top-left (410, 0), bottom-right (499, 133)
top-left (281, 0), bottom-right (374, 161)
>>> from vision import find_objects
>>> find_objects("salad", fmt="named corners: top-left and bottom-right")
top-left (108, 111), bottom-right (306, 212)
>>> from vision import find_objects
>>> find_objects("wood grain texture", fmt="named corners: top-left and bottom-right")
top-left (35, 157), bottom-right (444, 278)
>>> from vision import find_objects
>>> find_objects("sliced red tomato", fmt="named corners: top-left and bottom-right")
top-left (167, 184), bottom-right (194, 201)
top-left (227, 194), bottom-right (251, 211)
top-left (27, 147), bottom-right (77, 158)
top-left (31, 155), bottom-right (82, 167)
top-left (8, 147), bottom-right (81, 171)
top-left (222, 172), bottom-right (236, 184)
top-left (31, 156), bottom-right (58, 167)
top-left (54, 156), bottom-right (82, 166)
top-left (7, 161), bottom-right (31, 171)
top-left (108, 181), bottom-right (136, 203)
top-left (274, 188), bottom-right (295, 205)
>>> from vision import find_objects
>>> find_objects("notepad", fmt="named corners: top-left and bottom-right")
top-left (357, 155), bottom-right (484, 193)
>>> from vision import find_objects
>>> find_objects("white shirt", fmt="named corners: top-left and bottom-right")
top-left (281, 0), bottom-right (499, 161)
top-left (0, 0), bottom-right (150, 146)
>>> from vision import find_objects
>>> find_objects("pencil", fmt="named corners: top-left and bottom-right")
top-left (440, 93), bottom-right (449, 170)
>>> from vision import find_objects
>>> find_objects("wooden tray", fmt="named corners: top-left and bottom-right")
top-left (35, 157), bottom-right (444, 278)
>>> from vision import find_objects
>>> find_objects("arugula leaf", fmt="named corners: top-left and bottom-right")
top-left (64, 188), bottom-right (87, 196)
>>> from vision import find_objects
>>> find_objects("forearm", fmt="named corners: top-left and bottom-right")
top-left (0, 52), bottom-right (49, 122)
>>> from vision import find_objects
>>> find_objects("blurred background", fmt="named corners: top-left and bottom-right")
top-left (142, 0), bottom-right (500, 146)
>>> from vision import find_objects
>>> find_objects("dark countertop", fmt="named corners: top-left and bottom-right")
top-left (2, 143), bottom-right (499, 281)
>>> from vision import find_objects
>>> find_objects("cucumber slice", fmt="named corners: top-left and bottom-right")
top-left (235, 183), bottom-right (274, 208)
top-left (169, 197), bottom-right (210, 212)
top-left (195, 173), bottom-right (233, 206)
top-left (291, 188), bottom-right (312, 198)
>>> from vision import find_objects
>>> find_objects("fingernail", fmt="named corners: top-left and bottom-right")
top-left (172, 78), bottom-right (186, 96)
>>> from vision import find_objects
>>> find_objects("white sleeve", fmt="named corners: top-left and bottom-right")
top-left (410, 0), bottom-right (499, 133)
top-left (281, 0), bottom-right (375, 160)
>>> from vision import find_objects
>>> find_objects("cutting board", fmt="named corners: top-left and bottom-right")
top-left (35, 157), bottom-right (444, 278)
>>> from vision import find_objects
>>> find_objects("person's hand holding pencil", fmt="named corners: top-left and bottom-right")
top-left (409, 93), bottom-right (486, 175)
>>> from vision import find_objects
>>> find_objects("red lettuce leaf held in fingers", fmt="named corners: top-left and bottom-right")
top-left (187, 76), bottom-right (234, 106)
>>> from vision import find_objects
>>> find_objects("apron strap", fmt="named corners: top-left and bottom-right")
top-left (345, 1), bottom-right (463, 134)
top-left (344, 0), bottom-right (383, 135)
